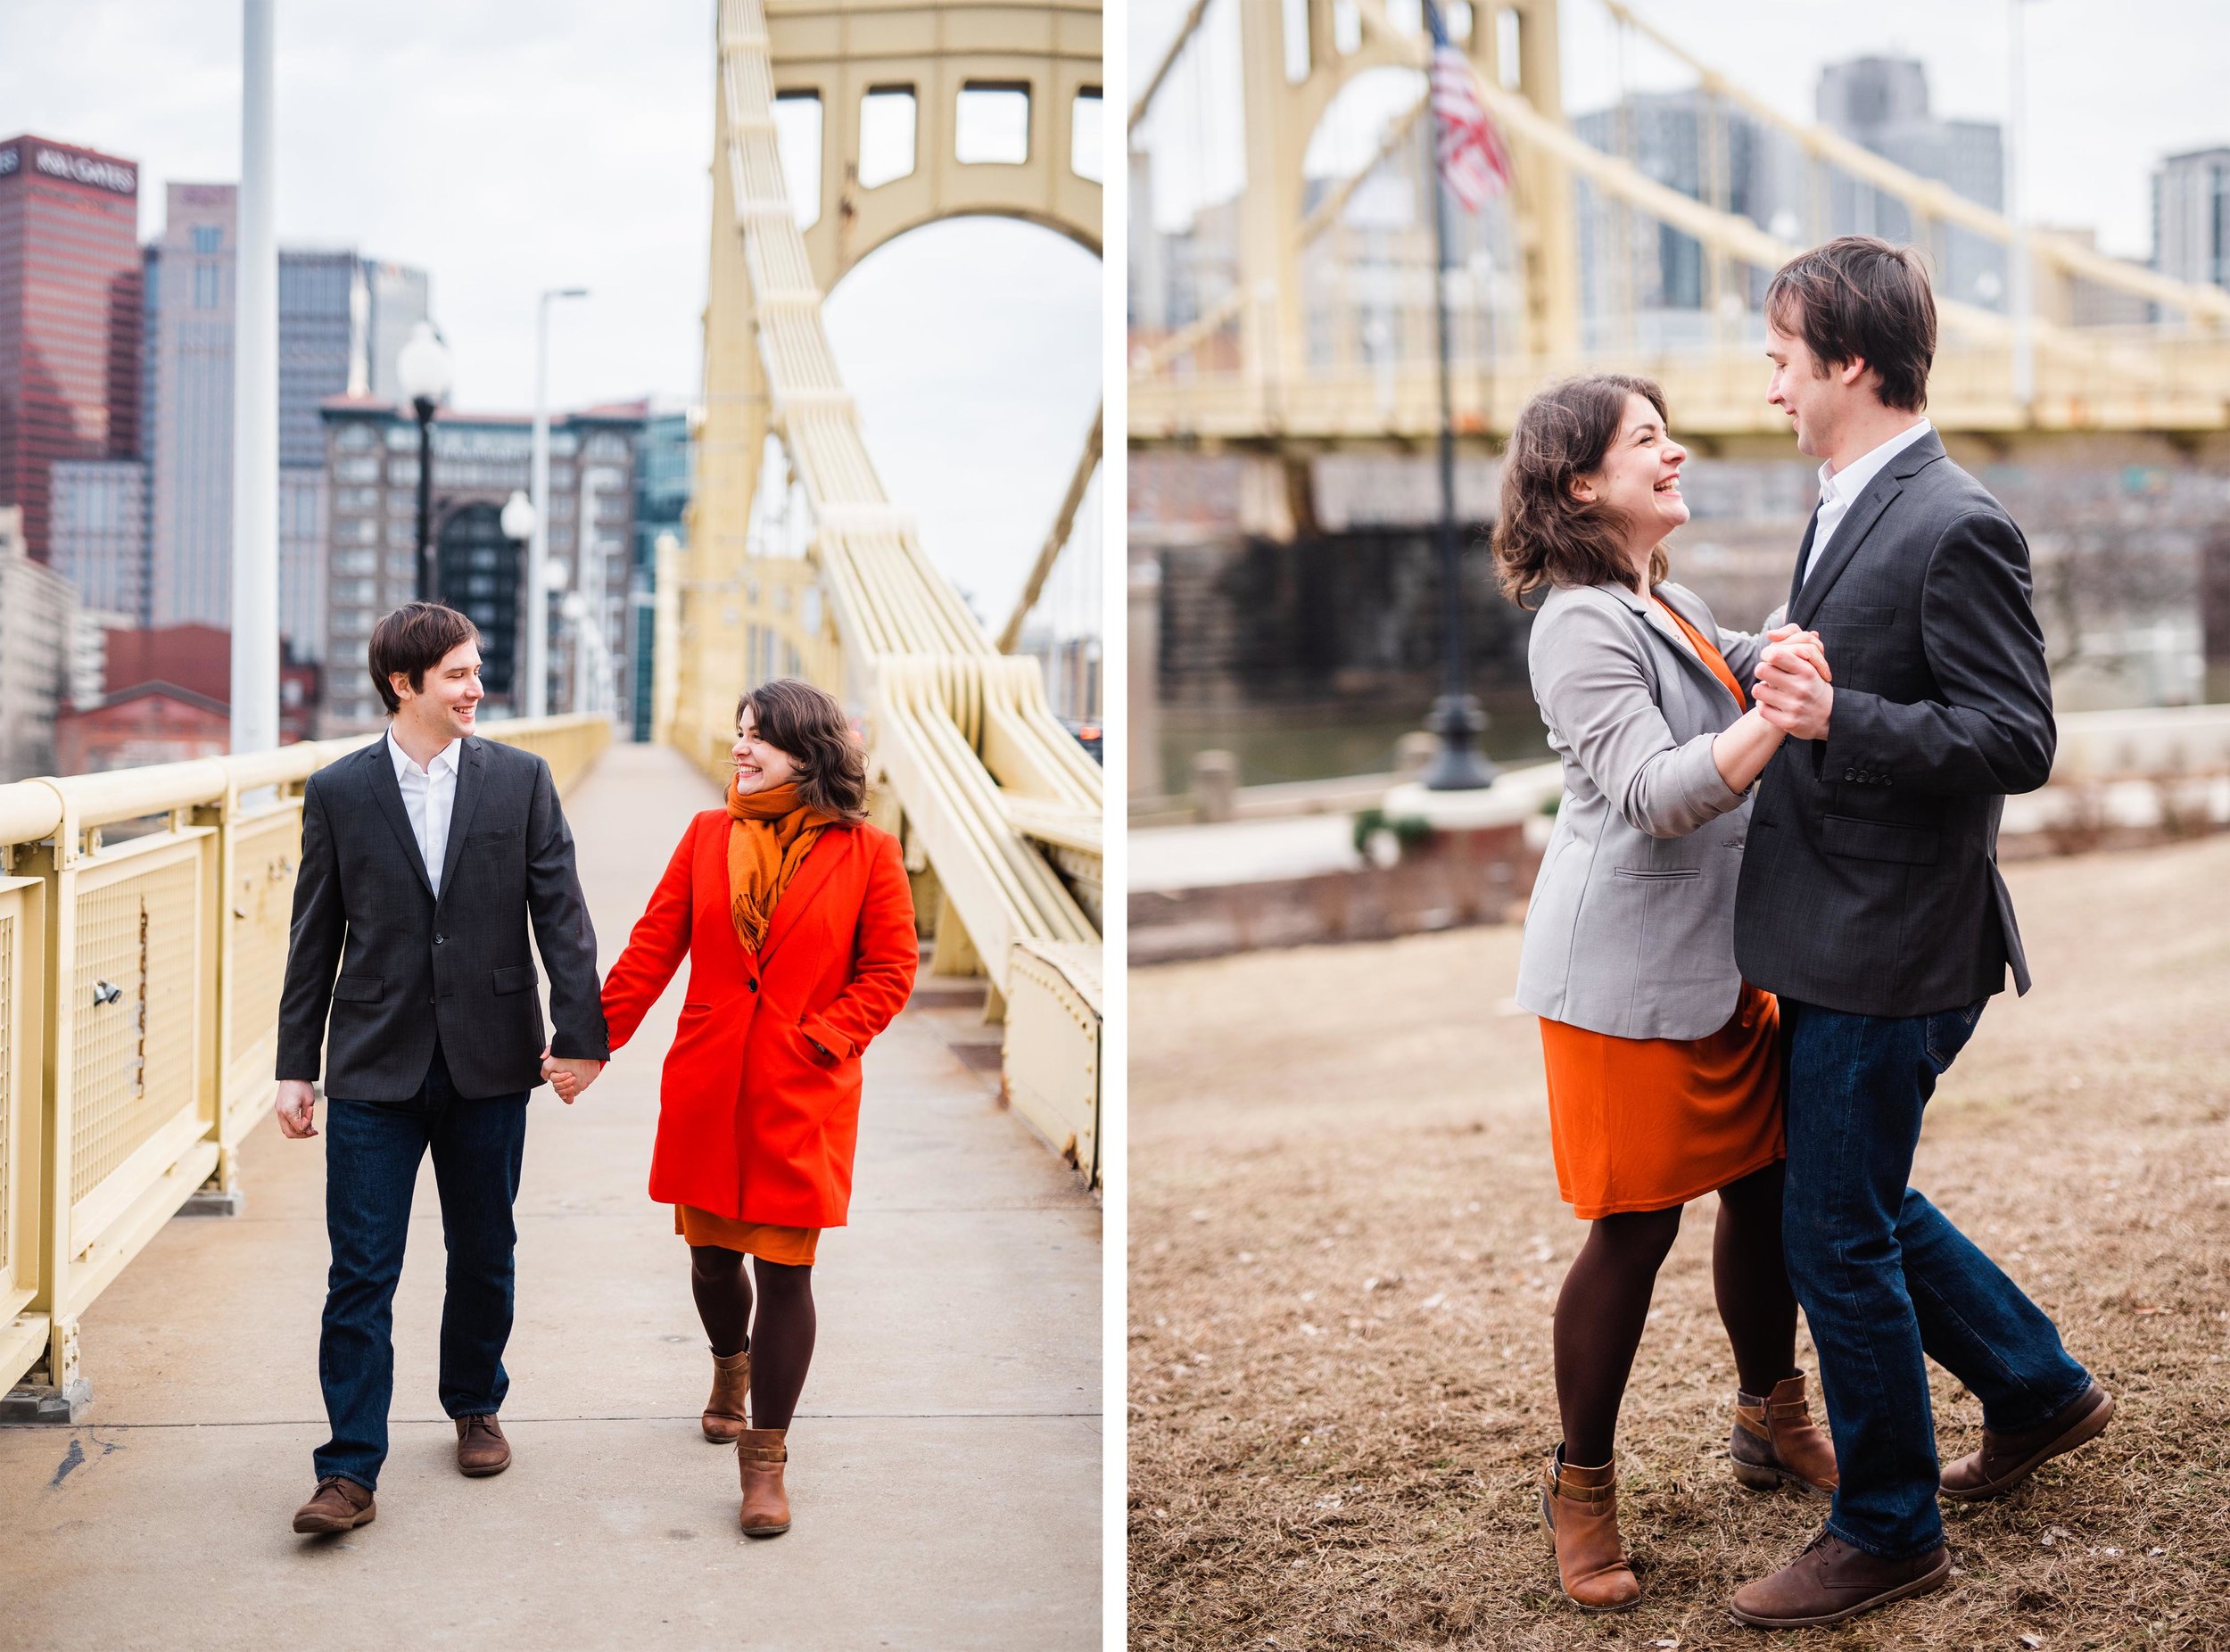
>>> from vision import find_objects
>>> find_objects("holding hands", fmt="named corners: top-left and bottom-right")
top-left (541, 1045), bottom-right (604, 1104)
top-left (1754, 624), bottom-right (1834, 740)
top-left (1706, 623), bottom-right (1831, 793)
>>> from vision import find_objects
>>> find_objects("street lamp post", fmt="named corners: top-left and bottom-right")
top-left (526, 286), bottom-right (590, 718)
top-left (1419, 85), bottom-right (1496, 792)
top-left (396, 321), bottom-right (453, 602)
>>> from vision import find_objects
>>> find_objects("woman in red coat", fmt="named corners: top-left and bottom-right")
top-left (575, 678), bottom-right (916, 1535)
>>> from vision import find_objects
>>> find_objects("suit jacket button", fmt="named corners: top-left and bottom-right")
top-left (1843, 769), bottom-right (1856, 781)
top-left (747, 979), bottom-right (758, 993)
top-left (434, 934), bottom-right (447, 946)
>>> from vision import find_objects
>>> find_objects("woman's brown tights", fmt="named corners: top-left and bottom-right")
top-left (1549, 1160), bottom-right (1797, 1466)
top-left (690, 1245), bottom-right (818, 1432)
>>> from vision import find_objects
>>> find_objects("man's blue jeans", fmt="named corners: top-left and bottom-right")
top-left (313, 1042), bottom-right (529, 1492)
top-left (1780, 997), bottom-right (2090, 1558)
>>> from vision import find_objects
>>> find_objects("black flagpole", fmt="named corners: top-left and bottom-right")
top-left (1421, 12), bottom-right (1496, 790)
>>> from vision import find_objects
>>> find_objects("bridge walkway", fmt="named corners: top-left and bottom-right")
top-left (0, 740), bottom-right (1100, 1651)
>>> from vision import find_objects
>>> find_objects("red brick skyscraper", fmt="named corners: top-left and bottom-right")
top-left (0, 136), bottom-right (145, 565)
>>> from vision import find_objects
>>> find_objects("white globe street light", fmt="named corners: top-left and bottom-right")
top-left (500, 488), bottom-right (536, 542)
top-left (542, 558), bottom-right (570, 593)
top-left (396, 320), bottom-right (454, 403)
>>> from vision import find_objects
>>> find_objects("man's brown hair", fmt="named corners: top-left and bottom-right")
top-left (1493, 373), bottom-right (1672, 607)
top-left (368, 602), bottom-right (480, 715)
top-left (737, 677), bottom-right (869, 822)
top-left (1765, 235), bottom-right (1937, 413)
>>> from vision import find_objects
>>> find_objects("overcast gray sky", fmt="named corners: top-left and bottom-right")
top-left (1131, 0), bottom-right (2230, 259)
top-left (0, 0), bottom-right (1102, 626)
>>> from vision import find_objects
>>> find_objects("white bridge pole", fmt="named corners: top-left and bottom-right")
top-left (230, 0), bottom-right (279, 752)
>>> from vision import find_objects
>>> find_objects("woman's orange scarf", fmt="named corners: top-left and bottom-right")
top-left (725, 775), bottom-right (838, 954)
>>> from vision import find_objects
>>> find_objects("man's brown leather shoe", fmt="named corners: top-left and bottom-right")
top-left (292, 1475), bottom-right (376, 1534)
top-left (1730, 1371), bottom-right (1838, 1497)
top-left (737, 1427), bottom-right (791, 1537)
top-left (1730, 1528), bottom-right (1950, 1628)
top-left (702, 1347), bottom-right (751, 1443)
top-left (1940, 1378), bottom-right (2112, 1501)
top-left (455, 1413), bottom-right (511, 1476)
top-left (1537, 1447), bottom-right (1642, 1612)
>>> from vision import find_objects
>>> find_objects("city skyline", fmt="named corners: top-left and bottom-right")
top-left (1130, 0), bottom-right (2230, 260)
top-left (0, 0), bottom-right (1102, 630)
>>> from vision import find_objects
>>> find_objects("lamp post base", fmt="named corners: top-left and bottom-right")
top-left (1421, 692), bottom-right (1499, 791)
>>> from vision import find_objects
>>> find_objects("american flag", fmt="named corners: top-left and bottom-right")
top-left (1425, 0), bottom-right (1513, 212)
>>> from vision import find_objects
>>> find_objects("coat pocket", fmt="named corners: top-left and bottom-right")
top-left (467, 826), bottom-right (524, 847)
top-left (1611, 866), bottom-right (1702, 881)
top-left (1822, 814), bottom-right (1939, 865)
top-left (795, 1018), bottom-right (841, 1070)
top-left (491, 963), bottom-right (538, 995)
top-left (334, 973), bottom-right (384, 1003)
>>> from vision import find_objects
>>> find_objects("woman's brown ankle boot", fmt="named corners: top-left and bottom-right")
top-left (1730, 1371), bottom-right (1838, 1497)
top-left (1538, 1447), bottom-right (1641, 1612)
top-left (737, 1428), bottom-right (791, 1536)
top-left (701, 1348), bottom-right (751, 1442)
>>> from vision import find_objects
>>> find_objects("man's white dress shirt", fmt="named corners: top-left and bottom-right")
top-left (387, 730), bottom-right (462, 896)
top-left (1802, 417), bottom-right (1934, 585)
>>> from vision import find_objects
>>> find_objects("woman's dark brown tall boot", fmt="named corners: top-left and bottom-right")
top-left (737, 1427), bottom-right (791, 1536)
top-left (701, 1348), bottom-right (751, 1443)
top-left (1539, 1446), bottom-right (1642, 1612)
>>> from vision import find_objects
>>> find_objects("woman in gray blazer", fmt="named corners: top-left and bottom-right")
top-left (1499, 376), bottom-right (1838, 1613)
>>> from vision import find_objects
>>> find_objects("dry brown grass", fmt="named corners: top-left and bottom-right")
top-left (1128, 834), bottom-right (2230, 1650)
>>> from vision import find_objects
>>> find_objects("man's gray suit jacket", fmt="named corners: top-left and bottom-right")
top-left (1733, 428), bottom-right (2055, 1018)
top-left (276, 733), bottom-right (611, 1101)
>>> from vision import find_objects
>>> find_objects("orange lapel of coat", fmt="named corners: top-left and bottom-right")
top-left (756, 827), bottom-right (850, 966)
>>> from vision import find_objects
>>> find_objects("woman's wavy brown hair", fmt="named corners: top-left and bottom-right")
top-left (736, 678), bottom-right (870, 822)
top-left (1492, 373), bottom-right (1672, 607)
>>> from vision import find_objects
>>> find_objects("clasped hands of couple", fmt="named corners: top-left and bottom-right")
top-left (1753, 621), bottom-right (1834, 740)
top-left (269, 1049), bottom-right (601, 1138)
top-left (541, 1049), bottom-right (600, 1103)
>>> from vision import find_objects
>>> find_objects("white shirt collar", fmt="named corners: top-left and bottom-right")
top-left (386, 727), bottom-right (462, 779)
top-left (1817, 417), bottom-right (1933, 511)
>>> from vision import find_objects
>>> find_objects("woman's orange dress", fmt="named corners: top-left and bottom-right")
top-left (1538, 599), bottom-right (1785, 1220)
top-left (673, 1206), bottom-right (819, 1265)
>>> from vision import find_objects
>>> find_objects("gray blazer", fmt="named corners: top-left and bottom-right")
top-left (276, 734), bottom-right (610, 1102)
top-left (1516, 579), bottom-right (1765, 1040)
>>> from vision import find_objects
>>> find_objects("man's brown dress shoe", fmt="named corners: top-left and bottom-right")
top-left (1940, 1379), bottom-right (2113, 1501)
top-left (1730, 1371), bottom-right (1838, 1497)
top-left (737, 1427), bottom-right (791, 1537)
top-left (1730, 1528), bottom-right (1950, 1628)
top-left (292, 1475), bottom-right (376, 1534)
top-left (702, 1347), bottom-right (751, 1443)
top-left (455, 1413), bottom-right (511, 1476)
top-left (1537, 1447), bottom-right (1642, 1612)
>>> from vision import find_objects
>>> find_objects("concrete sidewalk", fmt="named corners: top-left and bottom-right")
top-left (0, 741), bottom-right (1101, 1651)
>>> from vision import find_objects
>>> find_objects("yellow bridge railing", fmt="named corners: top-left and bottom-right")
top-left (0, 715), bottom-right (612, 1421)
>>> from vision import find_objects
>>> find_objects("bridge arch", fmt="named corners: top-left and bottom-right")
top-left (768, 0), bottom-right (1103, 293)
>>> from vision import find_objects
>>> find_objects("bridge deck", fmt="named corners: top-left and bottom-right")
top-left (0, 742), bottom-right (1100, 1650)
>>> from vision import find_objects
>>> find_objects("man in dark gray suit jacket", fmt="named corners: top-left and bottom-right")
top-left (1728, 241), bottom-right (2110, 1629)
top-left (273, 602), bottom-right (609, 1535)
